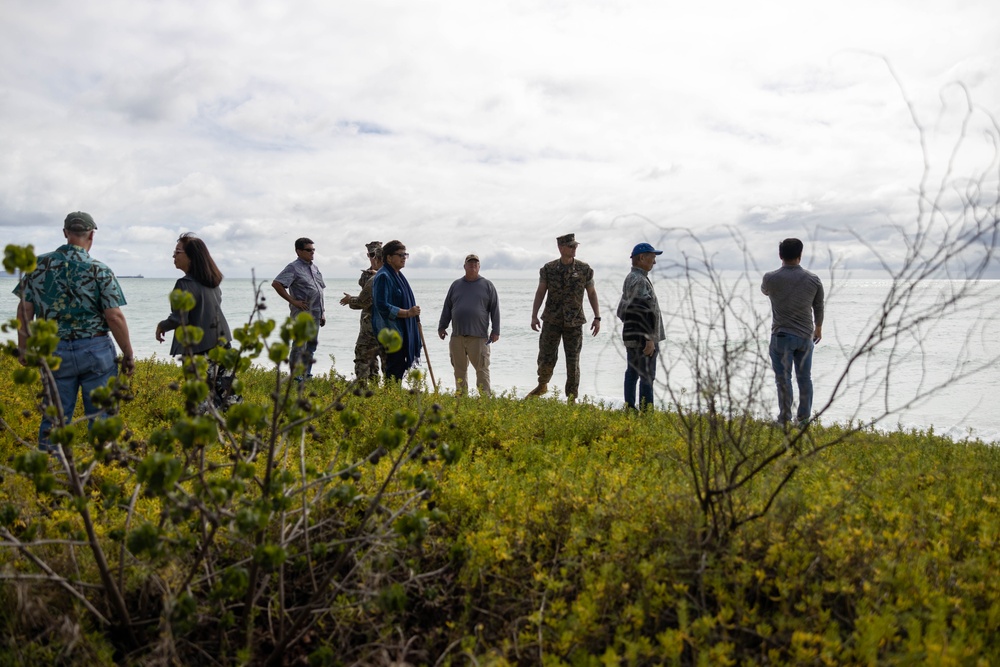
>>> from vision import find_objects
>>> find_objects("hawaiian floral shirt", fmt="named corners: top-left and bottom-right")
top-left (12, 244), bottom-right (127, 339)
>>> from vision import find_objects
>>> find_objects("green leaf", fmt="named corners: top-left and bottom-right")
top-left (377, 426), bottom-right (405, 451)
top-left (4, 243), bottom-right (36, 274)
top-left (176, 324), bottom-right (205, 347)
top-left (378, 328), bottom-right (403, 354)
top-left (252, 544), bottom-right (287, 569)
top-left (126, 522), bottom-right (162, 556)
top-left (136, 453), bottom-right (183, 496)
top-left (0, 504), bottom-right (19, 526)
top-left (393, 409), bottom-right (418, 429)
top-left (169, 289), bottom-right (197, 313)
top-left (339, 409), bottom-right (361, 429)
top-left (291, 312), bottom-right (319, 344)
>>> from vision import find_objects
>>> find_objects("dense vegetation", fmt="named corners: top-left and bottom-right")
top-left (1, 348), bottom-right (998, 665)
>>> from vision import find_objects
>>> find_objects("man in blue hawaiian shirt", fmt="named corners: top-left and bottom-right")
top-left (14, 211), bottom-right (135, 453)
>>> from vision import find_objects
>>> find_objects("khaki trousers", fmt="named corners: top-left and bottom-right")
top-left (449, 335), bottom-right (492, 396)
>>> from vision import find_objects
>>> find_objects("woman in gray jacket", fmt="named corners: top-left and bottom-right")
top-left (156, 232), bottom-right (236, 409)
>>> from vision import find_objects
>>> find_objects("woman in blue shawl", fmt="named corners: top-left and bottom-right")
top-left (371, 239), bottom-right (422, 381)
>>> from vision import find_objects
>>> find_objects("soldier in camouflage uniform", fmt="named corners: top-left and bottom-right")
top-left (14, 211), bottom-right (135, 454)
top-left (527, 233), bottom-right (602, 401)
top-left (340, 241), bottom-right (385, 381)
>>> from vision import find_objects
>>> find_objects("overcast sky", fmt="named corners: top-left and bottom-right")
top-left (1, 0), bottom-right (998, 280)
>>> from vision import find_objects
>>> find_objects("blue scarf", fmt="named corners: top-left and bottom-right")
top-left (372, 265), bottom-right (422, 367)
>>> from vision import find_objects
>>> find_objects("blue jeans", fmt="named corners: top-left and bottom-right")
top-left (769, 333), bottom-right (814, 424)
top-left (40, 335), bottom-right (118, 451)
top-left (290, 336), bottom-right (319, 379)
top-left (625, 345), bottom-right (657, 410)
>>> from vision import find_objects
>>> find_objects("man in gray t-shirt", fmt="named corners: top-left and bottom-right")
top-left (438, 254), bottom-right (500, 396)
top-left (761, 238), bottom-right (824, 427)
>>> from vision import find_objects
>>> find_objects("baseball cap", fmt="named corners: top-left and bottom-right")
top-left (630, 242), bottom-right (663, 257)
top-left (465, 253), bottom-right (480, 263)
top-left (64, 212), bottom-right (97, 232)
top-left (557, 233), bottom-right (579, 247)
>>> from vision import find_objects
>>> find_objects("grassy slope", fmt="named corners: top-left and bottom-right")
top-left (1, 355), bottom-right (999, 665)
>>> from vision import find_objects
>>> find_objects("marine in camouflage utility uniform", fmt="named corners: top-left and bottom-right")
top-left (529, 233), bottom-right (602, 400)
top-left (342, 241), bottom-right (385, 380)
top-left (347, 267), bottom-right (384, 379)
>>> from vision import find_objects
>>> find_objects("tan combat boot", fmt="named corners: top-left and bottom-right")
top-left (525, 382), bottom-right (548, 398)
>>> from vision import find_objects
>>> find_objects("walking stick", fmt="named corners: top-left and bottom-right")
top-left (416, 318), bottom-right (439, 393)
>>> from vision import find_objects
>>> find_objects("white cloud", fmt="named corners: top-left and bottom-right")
top-left (0, 0), bottom-right (996, 281)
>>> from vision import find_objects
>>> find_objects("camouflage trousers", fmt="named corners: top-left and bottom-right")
top-left (354, 328), bottom-right (384, 380)
top-left (536, 321), bottom-right (584, 398)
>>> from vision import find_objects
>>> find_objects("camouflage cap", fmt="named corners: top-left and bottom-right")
top-left (365, 240), bottom-right (382, 252)
top-left (64, 211), bottom-right (97, 232)
top-left (557, 233), bottom-right (579, 247)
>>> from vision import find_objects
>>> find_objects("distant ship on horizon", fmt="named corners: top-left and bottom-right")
top-left (119, 274), bottom-right (145, 279)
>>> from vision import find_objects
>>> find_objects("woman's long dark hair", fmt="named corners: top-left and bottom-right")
top-left (178, 232), bottom-right (224, 288)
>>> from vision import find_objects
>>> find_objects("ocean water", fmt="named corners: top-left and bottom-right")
top-left (3, 275), bottom-right (998, 443)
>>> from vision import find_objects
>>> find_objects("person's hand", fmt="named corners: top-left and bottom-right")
top-left (407, 305), bottom-right (421, 318)
top-left (531, 315), bottom-right (541, 331)
top-left (295, 299), bottom-right (309, 310)
top-left (490, 333), bottom-right (500, 344)
top-left (438, 329), bottom-right (447, 340)
top-left (17, 349), bottom-right (27, 367)
top-left (121, 355), bottom-right (135, 377)
top-left (155, 325), bottom-right (165, 343)
top-left (339, 292), bottom-right (353, 306)
top-left (643, 339), bottom-right (655, 356)
top-left (320, 317), bottom-right (326, 327)
top-left (813, 325), bottom-right (823, 344)
top-left (590, 317), bottom-right (601, 336)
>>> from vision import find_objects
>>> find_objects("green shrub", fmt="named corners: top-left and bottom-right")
top-left (0, 280), bottom-right (455, 665)
top-left (2, 323), bottom-right (1000, 664)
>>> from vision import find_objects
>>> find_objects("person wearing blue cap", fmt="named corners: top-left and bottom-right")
top-left (616, 242), bottom-right (665, 410)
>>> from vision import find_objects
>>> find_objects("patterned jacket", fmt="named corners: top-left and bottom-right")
top-left (539, 259), bottom-right (594, 327)
top-left (13, 244), bottom-right (127, 339)
top-left (617, 267), bottom-right (665, 347)
top-left (347, 269), bottom-right (377, 331)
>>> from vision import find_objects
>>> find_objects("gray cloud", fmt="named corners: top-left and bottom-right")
top-left (0, 0), bottom-right (996, 284)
